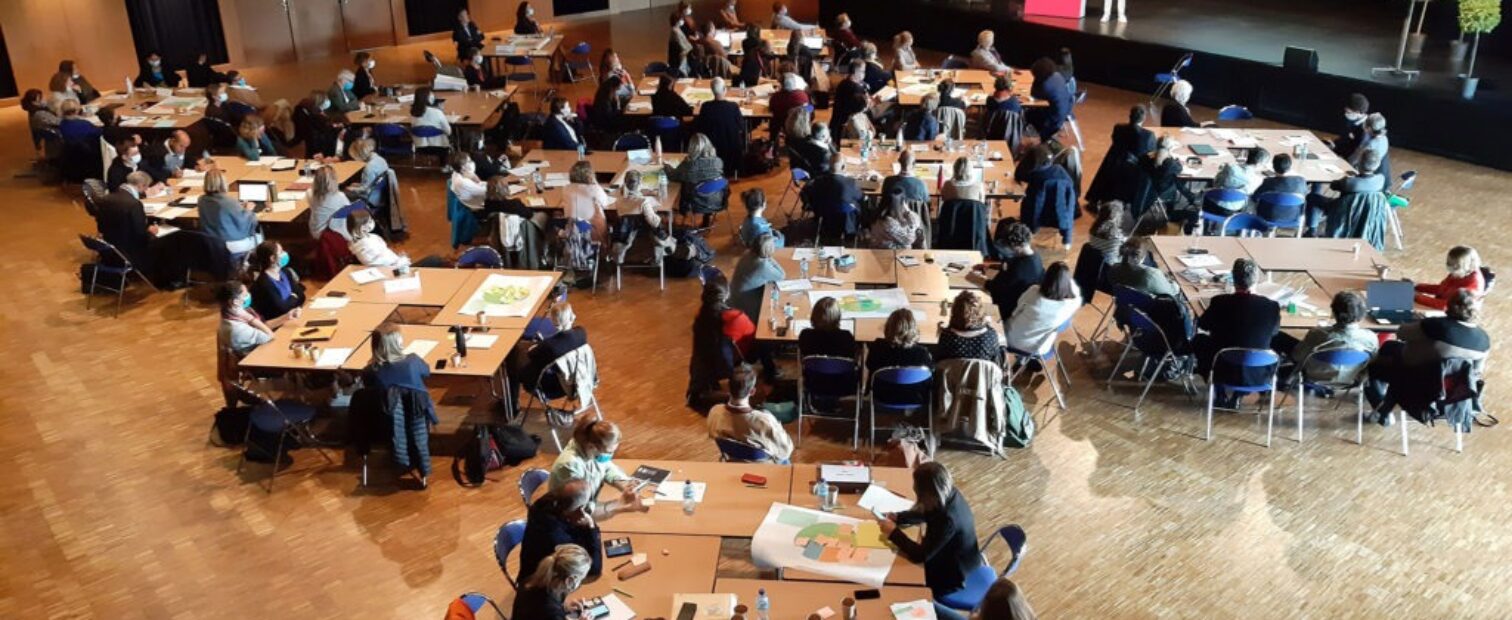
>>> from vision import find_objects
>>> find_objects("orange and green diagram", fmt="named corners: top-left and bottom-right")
top-left (779, 508), bottom-right (891, 565)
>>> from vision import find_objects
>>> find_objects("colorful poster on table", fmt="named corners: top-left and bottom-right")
top-left (806, 288), bottom-right (910, 320)
top-left (457, 274), bottom-right (554, 317)
top-left (750, 503), bottom-right (897, 588)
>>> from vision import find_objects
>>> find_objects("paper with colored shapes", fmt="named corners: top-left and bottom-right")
top-left (890, 600), bottom-right (938, 619)
top-left (751, 503), bottom-right (897, 587)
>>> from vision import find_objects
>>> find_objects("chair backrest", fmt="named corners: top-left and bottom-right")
top-left (1126, 306), bottom-right (1176, 356)
top-left (870, 365), bottom-right (933, 407)
top-left (644, 61), bottom-right (671, 76)
top-left (1255, 192), bottom-right (1305, 224)
top-left (996, 524), bottom-right (1028, 575)
top-left (411, 125), bottom-right (447, 138)
top-left (1216, 105), bottom-right (1252, 121)
top-left (457, 245), bottom-right (505, 268)
top-left (942, 56), bottom-right (968, 69)
top-left (791, 168), bottom-right (811, 184)
top-left (715, 437), bottom-right (773, 463)
top-left (571, 41), bottom-right (591, 56)
top-left (1204, 187), bottom-right (1248, 206)
top-left (649, 115), bottom-right (681, 131)
top-left (1071, 242), bottom-right (1107, 306)
top-left (1211, 347), bottom-right (1280, 387)
top-left (801, 355), bottom-right (861, 398)
top-left (518, 468), bottom-right (550, 507)
top-left (1299, 347), bottom-right (1372, 384)
top-left (79, 234), bottom-right (131, 267)
top-left (492, 519), bottom-right (528, 589)
top-left (332, 199), bottom-right (370, 220)
top-left (1394, 170), bottom-right (1418, 193)
top-left (612, 132), bottom-right (650, 152)
top-left (694, 177), bottom-right (729, 195)
top-left (374, 123), bottom-right (409, 139)
top-left (1222, 213), bottom-right (1272, 237)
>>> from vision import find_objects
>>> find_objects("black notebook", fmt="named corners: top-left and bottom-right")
top-left (1189, 143), bottom-right (1220, 157)
top-left (631, 465), bottom-right (671, 486)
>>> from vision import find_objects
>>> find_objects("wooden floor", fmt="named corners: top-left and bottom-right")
top-left (2, 7), bottom-right (1510, 619)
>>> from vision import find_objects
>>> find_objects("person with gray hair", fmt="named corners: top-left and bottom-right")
top-left (1161, 79), bottom-right (1198, 128)
top-left (1194, 257), bottom-right (1281, 407)
top-left (1305, 148), bottom-right (1386, 235)
top-left (94, 170), bottom-right (165, 275)
top-left (1365, 289), bottom-right (1489, 426)
top-left (1348, 112), bottom-right (1390, 180)
top-left (692, 76), bottom-right (746, 177)
top-left (971, 30), bottom-right (1011, 75)
top-left (511, 543), bottom-right (594, 619)
top-left (327, 69), bottom-right (360, 113)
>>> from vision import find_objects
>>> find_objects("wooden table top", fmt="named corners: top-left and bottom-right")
top-left (837, 140), bottom-right (1017, 198)
top-left (577, 534), bottom-right (721, 620)
top-left (1237, 237), bottom-right (1386, 273)
top-left (892, 68), bottom-right (1041, 107)
top-left (238, 302), bottom-right (397, 372)
top-left (781, 466), bottom-right (927, 587)
top-left (597, 460), bottom-right (794, 538)
top-left (720, 28), bottom-right (830, 57)
top-left (755, 286), bottom-right (997, 345)
top-left (715, 578), bottom-right (934, 619)
top-left (511, 149), bottom-right (685, 214)
top-left (1158, 127), bottom-right (1354, 183)
top-left (342, 88), bottom-right (515, 127)
top-left (141, 157), bottom-right (364, 224)
top-left (94, 89), bottom-right (208, 129)
top-left (428, 269), bottom-right (563, 329)
top-left (338, 324), bottom-right (520, 377)
top-left (480, 33), bottom-right (564, 58)
top-left (313, 266), bottom-right (476, 307)
top-left (628, 77), bottom-right (778, 119)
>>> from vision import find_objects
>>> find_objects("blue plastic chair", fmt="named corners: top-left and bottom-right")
top-left (565, 42), bottom-right (595, 83)
top-left (715, 437), bottom-right (779, 463)
top-left (1216, 105), bottom-right (1253, 121)
top-left (942, 56), bottom-right (969, 70)
top-left (779, 167), bottom-right (811, 218)
top-left (446, 190), bottom-right (481, 249)
top-left (647, 115), bottom-right (683, 152)
top-left (1155, 55), bottom-right (1192, 84)
top-left (1205, 347), bottom-right (1281, 446)
top-left (867, 366), bottom-right (934, 453)
top-left (1291, 347), bottom-right (1373, 444)
top-left (1006, 320), bottom-right (1074, 410)
top-left (235, 394), bottom-right (331, 494)
top-left (697, 264), bottom-right (724, 285)
top-left (1255, 192), bottom-right (1305, 236)
top-left (692, 177), bottom-right (733, 232)
top-left (612, 132), bottom-right (650, 152)
top-left (1221, 213), bottom-right (1273, 237)
top-left (1200, 188), bottom-right (1248, 233)
top-left (78, 235), bottom-right (151, 317)
top-left (456, 245), bottom-right (504, 268)
top-left (1109, 307), bottom-right (1197, 412)
top-left (517, 468), bottom-right (550, 508)
top-left (937, 524), bottom-right (1028, 610)
top-left (372, 123), bottom-right (412, 159)
top-left (797, 355), bottom-right (863, 448)
top-left (492, 519), bottom-right (528, 590)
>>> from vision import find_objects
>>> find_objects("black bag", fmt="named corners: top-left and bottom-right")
top-left (453, 424), bottom-right (540, 486)
top-left (664, 229), bottom-right (716, 278)
top-left (493, 424), bottom-right (542, 465)
top-left (742, 137), bottom-right (777, 176)
top-left (212, 406), bottom-right (252, 446)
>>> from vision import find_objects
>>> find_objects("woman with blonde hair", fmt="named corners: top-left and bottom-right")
top-left (346, 137), bottom-right (390, 207)
top-left (196, 167), bottom-right (261, 254)
top-left (867, 307), bottom-right (933, 402)
top-left (973, 578), bottom-right (1037, 620)
top-left (235, 116), bottom-right (278, 161)
top-left (548, 417), bottom-right (633, 503)
top-left (511, 544), bottom-right (593, 620)
top-left (892, 31), bottom-right (919, 71)
top-left (937, 291), bottom-right (1001, 365)
top-left (1416, 245), bottom-right (1485, 309)
top-left (942, 156), bottom-right (984, 202)
top-left (363, 321), bottom-right (438, 486)
top-left (842, 112), bottom-right (876, 143)
top-left (874, 462), bottom-right (985, 615)
top-left (307, 165), bottom-right (352, 240)
top-left (561, 160), bottom-right (612, 243)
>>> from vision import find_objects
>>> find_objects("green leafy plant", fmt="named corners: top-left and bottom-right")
top-left (1459, 0), bottom-right (1503, 76)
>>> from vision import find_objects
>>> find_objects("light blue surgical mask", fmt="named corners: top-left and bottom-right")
top-left (343, 81), bottom-right (354, 92)
top-left (278, 251), bottom-right (290, 268)
top-left (241, 296), bottom-right (253, 309)
top-left (594, 453), bottom-right (613, 463)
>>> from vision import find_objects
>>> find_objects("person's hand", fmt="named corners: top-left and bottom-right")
top-left (147, 224), bottom-right (160, 236)
top-left (876, 516), bottom-right (897, 538)
top-left (172, 169), bottom-right (184, 179)
top-left (622, 489), bottom-right (650, 513)
top-left (289, 307), bottom-right (302, 320)
top-left (242, 201), bottom-right (255, 211)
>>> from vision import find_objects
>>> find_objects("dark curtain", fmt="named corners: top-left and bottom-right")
top-left (124, 0), bottom-right (230, 70)
top-left (0, 27), bottom-right (16, 99)
top-left (405, 0), bottom-right (468, 36)
top-left (554, 0), bottom-right (609, 16)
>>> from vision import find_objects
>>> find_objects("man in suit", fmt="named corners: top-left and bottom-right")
top-left (541, 97), bottom-right (586, 151)
top-left (327, 70), bottom-right (361, 114)
top-left (141, 130), bottom-right (196, 183)
top-left (1255, 153), bottom-right (1307, 196)
top-left (801, 153), bottom-right (862, 236)
top-left (106, 139), bottom-right (143, 190)
top-left (692, 78), bottom-right (747, 177)
top-left (1086, 105), bottom-right (1156, 204)
top-left (1327, 93), bottom-right (1369, 158)
top-left (829, 61), bottom-right (871, 142)
top-left (1161, 80), bottom-right (1198, 128)
top-left (1193, 258), bottom-right (1281, 407)
top-left (452, 9), bottom-right (486, 61)
top-left (95, 171), bottom-right (160, 273)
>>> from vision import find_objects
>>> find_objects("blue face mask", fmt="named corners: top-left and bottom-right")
top-left (594, 453), bottom-right (613, 464)
top-left (241, 296), bottom-right (253, 309)
top-left (343, 81), bottom-right (354, 92)
top-left (277, 251), bottom-right (290, 268)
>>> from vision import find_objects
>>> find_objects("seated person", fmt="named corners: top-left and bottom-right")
top-left (449, 152), bottom-right (488, 210)
top-left (730, 233), bottom-right (786, 322)
top-left (1273, 291), bottom-right (1378, 387)
top-left (985, 75), bottom-right (1023, 115)
top-left (362, 323), bottom-right (439, 485)
top-left (1255, 153), bottom-right (1306, 196)
top-left (938, 291), bottom-right (1001, 365)
top-left (460, 48), bottom-right (506, 90)
top-left (541, 96), bottom-right (586, 151)
top-left (872, 463), bottom-right (985, 615)
top-left (867, 308), bottom-right (934, 404)
top-left (941, 157), bottom-right (984, 203)
top-left (510, 543), bottom-right (592, 620)
top-left (511, 302), bottom-right (591, 399)
top-left (1305, 149), bottom-right (1386, 235)
top-left (142, 130), bottom-right (197, 182)
top-left (519, 479), bottom-right (645, 582)
top-left (235, 116), bottom-right (278, 161)
top-left (892, 31), bottom-right (920, 72)
top-left (515, 1), bottom-right (543, 35)
top-left (107, 138), bottom-right (145, 190)
top-left (1106, 240), bottom-right (1178, 298)
top-left (1193, 258), bottom-right (1281, 406)
top-left (1416, 246), bottom-right (1485, 310)
top-left (881, 150), bottom-right (930, 204)
top-left (801, 152), bottom-right (863, 236)
top-left (134, 52), bottom-right (181, 88)
top-left (345, 209), bottom-right (427, 270)
top-left (95, 171), bottom-right (165, 273)
top-left (790, 122), bottom-right (835, 173)
top-left (970, 30), bottom-right (1011, 75)
top-left (983, 222), bottom-right (1045, 321)
top-left (665, 134), bottom-right (725, 216)
top-left (771, 2), bottom-right (816, 31)
top-left (868, 188), bottom-right (923, 250)
top-left (651, 74), bottom-right (694, 117)
top-left (247, 241), bottom-right (305, 322)
top-left (547, 417), bottom-right (633, 510)
top-left (903, 93), bottom-right (942, 142)
top-left (798, 296), bottom-right (856, 359)
top-left (1161, 80), bottom-right (1198, 128)
top-left (1366, 290), bottom-right (1489, 426)
top-left (970, 579), bottom-right (1037, 620)
top-left (217, 281), bottom-right (295, 360)
top-left (1207, 162), bottom-right (1251, 214)
top-left (707, 363), bottom-right (795, 463)
top-left (936, 79), bottom-right (966, 110)
top-left (608, 172), bottom-right (665, 263)
top-left (1004, 261), bottom-right (1080, 355)
top-left (1086, 201), bottom-right (1127, 264)
top-left (737, 188), bottom-right (783, 249)
top-left (197, 168), bottom-right (261, 255)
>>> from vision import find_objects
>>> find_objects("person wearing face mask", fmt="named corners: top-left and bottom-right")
top-left (351, 52), bottom-right (379, 100)
top-left (452, 8), bottom-right (486, 61)
top-left (107, 139), bottom-right (146, 190)
top-left (515, 1), bottom-right (543, 35)
top-left (204, 83), bottom-right (232, 124)
top-left (294, 92), bottom-right (347, 159)
top-left (95, 171), bottom-right (163, 273)
top-left (409, 86), bottom-right (452, 159)
top-left (46, 73), bottom-right (82, 113)
top-left (186, 52), bottom-right (227, 88)
top-left (247, 240), bottom-right (305, 321)
top-left (771, 2), bottom-right (815, 31)
top-left (541, 96), bottom-right (585, 151)
top-left (327, 70), bottom-right (362, 113)
top-left (511, 544), bottom-right (592, 620)
top-left (718, 0), bottom-right (744, 28)
top-left (547, 416), bottom-right (631, 504)
top-left (197, 168), bottom-right (262, 255)
top-left (460, 48), bottom-right (507, 90)
top-left (598, 50), bottom-right (635, 99)
top-left (141, 130), bottom-right (196, 182)
top-left (223, 71), bottom-right (264, 109)
top-left (134, 52), bottom-right (181, 88)
top-left (449, 152), bottom-right (488, 211)
top-left (1328, 93), bottom-right (1370, 157)
top-left (217, 281), bottom-right (294, 359)
top-left (55, 60), bottom-right (99, 104)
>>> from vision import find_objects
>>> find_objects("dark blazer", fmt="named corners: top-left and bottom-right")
top-left (652, 89), bottom-right (694, 117)
top-left (1333, 119), bottom-right (1367, 157)
top-left (802, 173), bottom-right (863, 221)
top-left (352, 68), bottom-right (377, 100)
top-left (185, 62), bottom-right (226, 88)
top-left (1161, 102), bottom-right (1198, 128)
top-left (515, 18), bottom-right (542, 35)
top-left (95, 189), bottom-right (153, 268)
top-left (250, 268), bottom-right (307, 320)
top-left (862, 62), bottom-right (894, 94)
top-left (462, 64), bottom-right (506, 90)
top-left (1028, 72), bottom-right (1072, 139)
top-left (106, 159), bottom-right (137, 190)
top-left (902, 109), bottom-right (940, 141)
top-left (789, 140), bottom-right (831, 173)
top-left (798, 327), bottom-right (857, 359)
top-left (737, 54), bottom-right (765, 88)
top-left (890, 491), bottom-right (983, 598)
top-left (510, 585), bottom-right (569, 620)
top-left (134, 66), bottom-right (182, 88)
top-left (1199, 292), bottom-right (1280, 351)
top-left (1086, 123), bottom-right (1156, 204)
top-left (987, 253), bottom-right (1045, 321)
top-left (881, 175), bottom-right (928, 204)
top-left (518, 496), bottom-right (604, 581)
top-left (541, 116), bottom-right (585, 151)
top-left (453, 21), bottom-right (485, 57)
top-left (829, 79), bottom-right (869, 137)
top-left (366, 354), bottom-right (432, 394)
top-left (1256, 174), bottom-right (1307, 196)
top-left (693, 100), bottom-right (747, 177)
top-left (140, 141), bottom-right (184, 183)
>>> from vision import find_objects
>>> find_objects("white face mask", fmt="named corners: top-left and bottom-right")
top-left (684, 7), bottom-right (692, 15)
top-left (366, 60), bottom-right (376, 70)
top-left (149, 60), bottom-right (161, 68)
top-left (463, 163), bottom-right (476, 176)
top-left (218, 93), bottom-right (228, 103)
top-left (527, 7), bottom-right (535, 16)
top-left (319, 98), bottom-right (331, 111)
top-left (72, 73), bottom-right (80, 80)
top-left (1345, 110), bottom-right (1365, 122)
top-left (129, 153), bottom-right (142, 165)
top-left (473, 56), bottom-right (484, 65)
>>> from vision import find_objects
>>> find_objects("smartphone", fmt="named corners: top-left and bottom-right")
top-left (854, 589), bottom-right (881, 601)
top-left (327, 291), bottom-right (347, 298)
top-left (435, 359), bottom-right (448, 370)
top-left (676, 602), bottom-right (698, 620)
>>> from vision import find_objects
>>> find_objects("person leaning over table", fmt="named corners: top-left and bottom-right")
top-left (519, 478), bottom-right (642, 583)
top-left (236, 116), bottom-right (278, 161)
top-left (141, 130), bottom-right (197, 182)
top-left (799, 296), bottom-right (857, 359)
top-left (708, 363), bottom-right (795, 463)
top-left (197, 168), bottom-right (261, 255)
top-left (185, 52), bottom-right (226, 88)
top-left (666, 133), bottom-right (726, 208)
top-left (482, 175), bottom-right (539, 221)
top-left (935, 78), bottom-right (966, 111)
top-left (938, 291), bottom-right (1002, 365)
top-left (802, 152), bottom-right (863, 235)
top-left (873, 462), bottom-right (985, 618)
top-left (95, 171), bottom-right (163, 274)
top-left (547, 417), bottom-right (635, 502)
top-left (892, 31), bottom-right (920, 72)
top-left (134, 51), bottom-right (181, 89)
top-left (1027, 57), bottom-right (1072, 143)
top-left (511, 543), bottom-right (591, 620)
top-left (982, 221), bottom-right (1044, 322)
top-left (1193, 258), bottom-right (1281, 408)
top-left (986, 75), bottom-right (1023, 116)
top-left (971, 30), bottom-right (1011, 75)
top-left (791, 121), bottom-right (834, 173)
top-left (247, 240), bottom-right (305, 322)
top-left (860, 43), bottom-right (893, 94)
top-left (1106, 239), bottom-right (1177, 298)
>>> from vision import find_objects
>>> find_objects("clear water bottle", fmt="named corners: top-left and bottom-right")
top-left (755, 589), bottom-right (771, 620)
top-left (577, 143), bottom-right (586, 161)
top-left (657, 170), bottom-right (668, 198)
top-left (812, 477), bottom-right (827, 500)
top-left (799, 259), bottom-right (810, 280)
top-left (682, 479), bottom-right (696, 515)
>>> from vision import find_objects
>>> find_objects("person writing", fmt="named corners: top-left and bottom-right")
top-left (874, 463), bottom-right (984, 618)
top-left (1416, 246), bottom-right (1485, 310)
top-left (518, 478), bottom-right (645, 582)
top-left (867, 308), bottom-right (934, 403)
top-left (799, 297), bottom-right (857, 359)
top-left (510, 544), bottom-right (592, 620)
top-left (651, 74), bottom-right (694, 117)
top-left (707, 363), bottom-right (794, 463)
top-left (869, 189), bottom-right (923, 250)
top-left (547, 417), bottom-right (636, 510)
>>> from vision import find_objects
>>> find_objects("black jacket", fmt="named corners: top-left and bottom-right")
top-left (890, 491), bottom-right (983, 598)
top-left (106, 159), bottom-right (137, 190)
top-left (1161, 102), bottom-right (1198, 128)
top-left (185, 62), bottom-right (226, 88)
top-left (518, 496), bottom-right (604, 581)
top-left (134, 66), bottom-right (182, 88)
top-left (829, 79), bottom-right (869, 137)
top-left (1256, 174), bottom-right (1307, 196)
top-left (798, 328), bottom-right (856, 359)
top-left (693, 100), bottom-right (746, 177)
top-left (652, 89), bottom-right (694, 117)
top-left (352, 68), bottom-right (377, 100)
top-left (541, 116), bottom-right (585, 151)
top-left (1087, 123), bottom-right (1156, 204)
top-left (863, 62), bottom-right (894, 94)
top-left (95, 189), bottom-right (153, 268)
top-left (250, 268), bottom-right (306, 320)
top-left (453, 21), bottom-right (485, 57)
top-left (987, 253), bottom-right (1045, 321)
top-left (1199, 292), bottom-right (1280, 351)
top-left (510, 585), bottom-right (569, 620)
top-left (801, 173), bottom-right (863, 224)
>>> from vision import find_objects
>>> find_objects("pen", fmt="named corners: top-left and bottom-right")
top-left (612, 588), bottom-right (634, 599)
top-left (612, 560), bottom-right (632, 571)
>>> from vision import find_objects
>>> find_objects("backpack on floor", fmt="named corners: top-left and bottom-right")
top-left (493, 424), bottom-right (542, 466)
top-left (742, 137), bottom-right (778, 176)
top-left (212, 405), bottom-right (253, 447)
top-left (1001, 386), bottom-right (1036, 449)
top-left (664, 229), bottom-right (716, 278)
top-left (453, 424), bottom-right (505, 487)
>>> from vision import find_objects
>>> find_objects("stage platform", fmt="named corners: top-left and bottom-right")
top-left (824, 0), bottom-right (1512, 171)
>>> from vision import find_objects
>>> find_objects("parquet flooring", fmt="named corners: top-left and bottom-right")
top-left (2, 5), bottom-right (1510, 618)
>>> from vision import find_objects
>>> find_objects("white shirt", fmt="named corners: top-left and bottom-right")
top-left (308, 191), bottom-right (351, 239)
top-left (411, 107), bottom-right (452, 149)
top-left (1005, 284), bottom-right (1082, 354)
top-left (349, 234), bottom-right (407, 269)
top-left (450, 172), bottom-right (488, 210)
top-left (219, 318), bottom-right (272, 356)
top-left (561, 183), bottom-right (612, 241)
top-left (616, 194), bottom-right (662, 229)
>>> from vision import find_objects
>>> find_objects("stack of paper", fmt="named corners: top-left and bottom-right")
top-left (350, 267), bottom-right (386, 284)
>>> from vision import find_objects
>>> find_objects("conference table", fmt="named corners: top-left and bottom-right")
top-left (140, 156), bottom-right (364, 225)
top-left (508, 149), bottom-right (683, 231)
top-left (1159, 127), bottom-right (1355, 184)
top-left (890, 68), bottom-right (1042, 108)
top-left (719, 28), bottom-right (830, 57)
top-left (238, 302), bottom-right (398, 372)
top-left (92, 88), bottom-right (208, 130)
top-left (342, 87), bottom-right (517, 128)
top-left (627, 77), bottom-right (778, 119)
top-left (837, 139), bottom-right (1019, 199)
top-left (479, 33), bottom-right (564, 88)
top-left (313, 266), bottom-right (476, 308)
top-left (428, 269), bottom-right (564, 330)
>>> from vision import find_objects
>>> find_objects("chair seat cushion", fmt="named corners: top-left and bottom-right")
top-left (250, 399), bottom-right (316, 432)
top-left (937, 564), bottom-right (1000, 610)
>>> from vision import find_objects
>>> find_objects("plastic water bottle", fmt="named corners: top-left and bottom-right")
top-left (577, 143), bottom-right (586, 161)
top-left (682, 480), bottom-right (696, 515)
top-left (812, 477), bottom-right (827, 500)
top-left (755, 589), bottom-right (771, 620)
top-left (658, 170), bottom-right (668, 198)
top-left (800, 259), bottom-right (810, 280)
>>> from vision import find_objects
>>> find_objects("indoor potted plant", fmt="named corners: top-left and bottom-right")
top-left (1458, 0), bottom-right (1502, 99)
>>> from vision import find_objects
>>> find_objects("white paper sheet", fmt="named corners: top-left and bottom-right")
top-left (310, 297), bottom-right (349, 310)
top-left (153, 206), bottom-right (191, 220)
top-left (349, 267), bottom-right (386, 284)
top-left (464, 334), bottom-right (500, 349)
top-left (820, 464), bottom-right (871, 484)
top-left (268, 201), bottom-right (297, 213)
top-left (457, 273), bottom-right (554, 317)
top-left (775, 279), bottom-right (813, 292)
top-left (277, 191), bottom-right (307, 201)
top-left (1176, 254), bottom-right (1224, 268)
top-left (382, 276), bottom-right (422, 294)
top-left (806, 288), bottom-right (910, 319)
top-left (403, 339), bottom-right (438, 358)
top-left (314, 347), bottom-right (353, 368)
top-left (890, 600), bottom-right (938, 620)
top-left (857, 484), bottom-right (915, 515)
top-left (600, 593), bottom-right (636, 620)
top-left (173, 178), bottom-right (204, 188)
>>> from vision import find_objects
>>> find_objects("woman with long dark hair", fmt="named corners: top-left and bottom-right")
top-left (689, 273), bottom-right (758, 405)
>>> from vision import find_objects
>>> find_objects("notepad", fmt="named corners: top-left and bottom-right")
top-left (276, 191), bottom-right (307, 201)
top-left (525, 196), bottom-right (546, 207)
top-left (382, 276), bottom-right (421, 294)
top-left (775, 279), bottom-right (813, 292)
top-left (810, 276), bottom-right (844, 286)
top-left (857, 484), bottom-right (915, 514)
top-left (350, 267), bottom-right (386, 284)
top-left (154, 206), bottom-right (191, 220)
top-left (897, 254), bottom-right (921, 267)
top-left (314, 347), bottom-right (353, 368)
top-left (310, 297), bottom-right (349, 310)
top-left (464, 333), bottom-right (499, 349)
top-left (173, 178), bottom-right (204, 188)
top-left (403, 339), bottom-right (438, 358)
top-left (507, 184), bottom-right (527, 195)
top-left (1177, 254), bottom-right (1223, 268)
top-left (268, 201), bottom-right (297, 213)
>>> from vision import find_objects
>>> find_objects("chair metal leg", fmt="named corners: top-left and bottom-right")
top-left (1133, 355), bottom-right (1168, 412)
top-left (1296, 382), bottom-right (1306, 443)
top-left (1265, 380), bottom-right (1277, 448)
top-left (1205, 384), bottom-right (1215, 441)
top-left (1043, 359), bottom-right (1067, 410)
top-left (867, 398), bottom-right (876, 457)
top-left (362, 454), bottom-right (369, 487)
top-left (86, 268), bottom-right (98, 310)
top-left (852, 390), bottom-right (862, 450)
top-left (1399, 411), bottom-right (1409, 455)
top-left (267, 427), bottom-right (289, 494)
top-left (1106, 338), bottom-right (1134, 389)
top-left (1356, 389), bottom-right (1365, 445)
top-left (1455, 425), bottom-right (1463, 453)
top-left (796, 373), bottom-right (806, 447)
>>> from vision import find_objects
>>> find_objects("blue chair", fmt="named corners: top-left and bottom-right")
top-left (447, 190), bottom-right (481, 249)
top-left (1155, 54), bottom-right (1193, 84)
top-left (612, 131), bottom-right (650, 152)
top-left (797, 356), bottom-right (863, 449)
top-left (450, 592), bottom-right (507, 619)
top-left (697, 264), bottom-right (724, 285)
top-left (867, 366), bottom-right (934, 453)
top-left (1199, 188), bottom-right (1249, 233)
top-left (1108, 307), bottom-right (1196, 413)
top-left (225, 101), bottom-right (257, 118)
top-left (518, 468), bottom-right (550, 508)
top-left (779, 167), bottom-right (811, 219)
top-left (937, 524), bottom-right (1028, 611)
top-left (1384, 170), bottom-right (1416, 250)
top-left (715, 437), bottom-right (779, 463)
top-left (1221, 213), bottom-right (1273, 237)
top-left (1006, 320), bottom-right (1074, 410)
top-left (235, 392), bottom-right (332, 494)
top-left (942, 56), bottom-right (969, 70)
top-left (505, 55), bottom-right (537, 96)
top-left (565, 42), bottom-right (596, 83)
top-left (409, 125), bottom-right (449, 166)
top-left (1255, 192), bottom-right (1305, 236)
top-left (647, 116), bottom-right (683, 152)
top-left (492, 519), bottom-right (528, 590)
top-left (691, 177), bottom-right (732, 232)
top-left (457, 245), bottom-right (504, 268)
top-left (1215, 105), bottom-right (1253, 122)
top-left (1205, 348), bottom-right (1281, 446)
top-left (1289, 347), bottom-right (1372, 444)
top-left (78, 235), bottom-right (153, 317)
top-left (372, 123), bottom-right (412, 159)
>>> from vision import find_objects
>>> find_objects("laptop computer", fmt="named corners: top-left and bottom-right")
top-left (1367, 280), bottom-right (1416, 324)
top-left (237, 181), bottom-right (273, 211)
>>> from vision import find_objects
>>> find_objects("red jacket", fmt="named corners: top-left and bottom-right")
top-left (721, 308), bottom-right (757, 357)
top-left (1415, 271), bottom-right (1484, 309)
